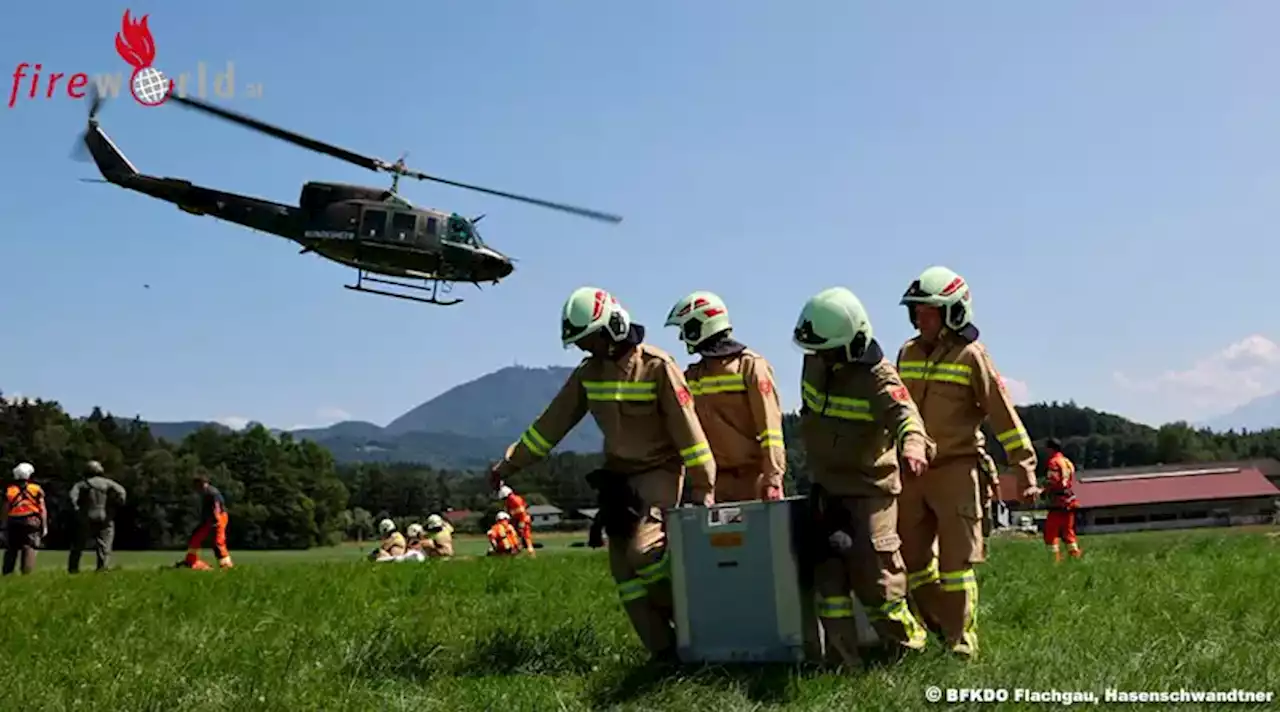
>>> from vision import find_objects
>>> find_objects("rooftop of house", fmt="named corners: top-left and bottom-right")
top-left (526, 504), bottom-right (563, 515)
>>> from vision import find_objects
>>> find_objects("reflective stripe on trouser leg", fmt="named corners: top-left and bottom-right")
top-left (906, 558), bottom-right (942, 628)
top-left (636, 552), bottom-right (669, 585)
top-left (866, 597), bottom-right (927, 649)
top-left (816, 595), bottom-right (860, 666)
top-left (939, 568), bottom-right (978, 650)
top-left (617, 578), bottom-right (647, 603)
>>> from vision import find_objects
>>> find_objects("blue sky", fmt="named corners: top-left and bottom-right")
top-left (2, 1), bottom-right (1277, 430)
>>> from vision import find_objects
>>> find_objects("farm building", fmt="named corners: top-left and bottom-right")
top-left (998, 462), bottom-right (1280, 534)
top-left (527, 504), bottom-right (563, 528)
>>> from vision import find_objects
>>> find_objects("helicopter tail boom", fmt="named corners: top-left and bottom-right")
top-left (81, 118), bottom-right (303, 237)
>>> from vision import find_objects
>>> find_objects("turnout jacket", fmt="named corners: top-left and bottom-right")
top-left (495, 336), bottom-right (716, 495)
top-left (897, 328), bottom-right (1037, 491)
top-left (685, 346), bottom-right (786, 488)
top-left (799, 341), bottom-right (935, 497)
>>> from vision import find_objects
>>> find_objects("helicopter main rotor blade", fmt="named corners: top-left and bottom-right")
top-left (168, 95), bottom-right (385, 173)
top-left (400, 168), bottom-right (623, 224)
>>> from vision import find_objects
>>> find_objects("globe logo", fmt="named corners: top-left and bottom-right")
top-left (130, 66), bottom-right (170, 106)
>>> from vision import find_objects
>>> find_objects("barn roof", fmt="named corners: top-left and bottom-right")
top-left (998, 466), bottom-right (1280, 508)
top-left (1074, 468), bottom-right (1279, 508)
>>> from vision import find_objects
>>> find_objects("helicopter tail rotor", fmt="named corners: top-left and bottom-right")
top-left (71, 85), bottom-right (108, 162)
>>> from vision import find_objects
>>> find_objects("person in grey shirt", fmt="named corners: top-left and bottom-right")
top-left (68, 461), bottom-right (127, 573)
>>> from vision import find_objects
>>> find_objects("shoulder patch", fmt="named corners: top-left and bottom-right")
top-left (889, 385), bottom-right (910, 403)
top-left (675, 386), bottom-right (693, 407)
top-left (758, 378), bottom-right (774, 396)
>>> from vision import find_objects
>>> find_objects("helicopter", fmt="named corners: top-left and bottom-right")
top-left (75, 90), bottom-right (622, 306)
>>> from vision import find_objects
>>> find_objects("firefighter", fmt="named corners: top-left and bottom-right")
top-left (3, 463), bottom-right (47, 576)
top-left (664, 291), bottom-right (786, 503)
top-left (896, 265), bottom-right (1040, 659)
top-left (399, 523), bottom-right (427, 562)
top-left (423, 514), bottom-right (455, 557)
top-left (792, 287), bottom-right (932, 666)
top-left (1043, 438), bottom-right (1082, 561)
top-left (369, 518), bottom-right (406, 561)
top-left (179, 476), bottom-right (234, 570)
top-left (68, 460), bottom-right (127, 573)
top-left (487, 512), bottom-right (521, 556)
top-left (490, 286), bottom-right (715, 663)
top-left (496, 484), bottom-right (536, 555)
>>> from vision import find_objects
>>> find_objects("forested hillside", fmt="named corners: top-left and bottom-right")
top-left (2, 391), bottom-right (1276, 551)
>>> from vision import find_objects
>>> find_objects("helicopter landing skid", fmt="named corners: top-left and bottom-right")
top-left (344, 270), bottom-right (462, 306)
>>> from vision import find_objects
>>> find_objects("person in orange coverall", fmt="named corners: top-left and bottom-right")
top-left (496, 484), bottom-right (535, 554)
top-left (179, 475), bottom-right (233, 570)
top-left (1042, 438), bottom-right (1082, 561)
top-left (487, 512), bottom-right (521, 556)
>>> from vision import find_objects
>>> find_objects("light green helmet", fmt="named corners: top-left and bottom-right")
top-left (792, 287), bottom-right (873, 361)
top-left (664, 291), bottom-right (732, 353)
top-left (561, 287), bottom-right (631, 348)
top-left (900, 265), bottom-right (973, 331)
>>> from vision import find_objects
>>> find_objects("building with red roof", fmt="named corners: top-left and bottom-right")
top-left (998, 461), bottom-right (1280, 534)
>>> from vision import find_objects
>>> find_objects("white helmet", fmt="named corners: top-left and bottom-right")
top-left (426, 514), bottom-right (445, 530)
top-left (900, 265), bottom-right (973, 331)
top-left (407, 523), bottom-right (424, 538)
top-left (495, 484), bottom-right (513, 500)
top-left (378, 518), bottom-right (396, 535)
top-left (561, 287), bottom-right (631, 348)
top-left (12, 462), bottom-right (33, 481)
top-left (665, 291), bottom-right (732, 353)
top-left (792, 287), bottom-right (874, 361)
top-left (495, 511), bottom-right (511, 521)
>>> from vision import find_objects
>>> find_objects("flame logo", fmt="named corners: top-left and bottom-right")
top-left (115, 10), bottom-right (156, 69)
top-left (113, 9), bottom-right (172, 107)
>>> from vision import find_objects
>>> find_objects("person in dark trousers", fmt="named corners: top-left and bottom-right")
top-left (178, 475), bottom-right (233, 570)
top-left (3, 463), bottom-right (47, 575)
top-left (68, 460), bottom-right (127, 573)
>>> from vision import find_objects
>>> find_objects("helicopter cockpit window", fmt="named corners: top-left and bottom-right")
top-left (359, 209), bottom-right (387, 240)
top-left (391, 212), bottom-right (416, 242)
top-left (445, 215), bottom-right (479, 246)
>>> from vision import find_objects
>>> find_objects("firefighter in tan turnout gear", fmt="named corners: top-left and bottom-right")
top-left (664, 291), bottom-right (786, 503)
top-left (491, 287), bottom-right (716, 662)
top-left (896, 266), bottom-right (1040, 659)
top-left (792, 287), bottom-right (932, 666)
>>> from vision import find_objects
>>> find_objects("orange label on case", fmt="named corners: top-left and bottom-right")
top-left (709, 532), bottom-right (743, 548)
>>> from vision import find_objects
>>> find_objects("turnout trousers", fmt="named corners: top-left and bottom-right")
top-left (897, 456), bottom-right (984, 657)
top-left (69, 519), bottom-right (115, 572)
top-left (714, 466), bottom-right (764, 503)
top-left (814, 495), bottom-right (927, 666)
top-left (185, 511), bottom-right (232, 567)
top-left (609, 468), bottom-right (681, 657)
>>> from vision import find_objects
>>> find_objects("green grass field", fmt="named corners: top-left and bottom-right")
top-left (3, 528), bottom-right (1278, 711)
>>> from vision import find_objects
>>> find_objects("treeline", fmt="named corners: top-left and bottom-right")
top-left (2, 392), bottom-right (1277, 550)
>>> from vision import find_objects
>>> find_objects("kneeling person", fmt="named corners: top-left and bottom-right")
top-left (792, 287), bottom-right (932, 666)
top-left (423, 514), bottom-right (454, 558)
top-left (369, 519), bottom-right (406, 562)
top-left (487, 512), bottom-right (522, 556)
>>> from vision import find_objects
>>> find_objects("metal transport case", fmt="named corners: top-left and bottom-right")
top-left (668, 496), bottom-right (823, 663)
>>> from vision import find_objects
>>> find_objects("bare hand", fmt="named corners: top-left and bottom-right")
top-left (763, 485), bottom-right (783, 501)
top-left (691, 491), bottom-right (715, 507)
top-left (1021, 486), bottom-right (1041, 504)
top-left (903, 455), bottom-right (928, 477)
